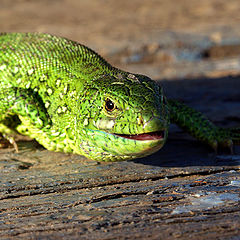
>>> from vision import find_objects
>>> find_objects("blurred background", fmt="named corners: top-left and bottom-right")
top-left (1, 0), bottom-right (240, 125)
top-left (2, 0), bottom-right (240, 80)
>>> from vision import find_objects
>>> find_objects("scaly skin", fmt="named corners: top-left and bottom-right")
top-left (0, 33), bottom-right (239, 161)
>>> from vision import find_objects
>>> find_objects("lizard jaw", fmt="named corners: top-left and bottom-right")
top-left (113, 130), bottom-right (165, 141)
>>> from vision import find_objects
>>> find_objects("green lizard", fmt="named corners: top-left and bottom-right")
top-left (0, 33), bottom-right (239, 161)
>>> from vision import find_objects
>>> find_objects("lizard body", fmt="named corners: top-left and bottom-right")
top-left (0, 33), bottom-right (239, 161)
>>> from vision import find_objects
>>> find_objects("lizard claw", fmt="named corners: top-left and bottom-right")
top-left (212, 127), bottom-right (240, 154)
top-left (219, 138), bottom-right (234, 154)
top-left (0, 133), bottom-right (19, 152)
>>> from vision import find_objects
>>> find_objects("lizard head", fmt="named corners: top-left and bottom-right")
top-left (74, 72), bottom-right (169, 161)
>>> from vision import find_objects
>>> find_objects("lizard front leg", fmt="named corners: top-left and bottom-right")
top-left (0, 87), bottom-right (51, 149)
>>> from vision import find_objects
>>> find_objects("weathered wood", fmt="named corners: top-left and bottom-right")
top-left (0, 76), bottom-right (239, 240)
top-left (0, 142), bottom-right (240, 239)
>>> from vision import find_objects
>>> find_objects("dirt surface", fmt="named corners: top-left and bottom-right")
top-left (0, 0), bottom-right (240, 239)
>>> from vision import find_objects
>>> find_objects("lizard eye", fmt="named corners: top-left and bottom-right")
top-left (105, 98), bottom-right (115, 112)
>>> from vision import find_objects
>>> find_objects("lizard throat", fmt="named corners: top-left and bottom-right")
top-left (114, 130), bottom-right (165, 141)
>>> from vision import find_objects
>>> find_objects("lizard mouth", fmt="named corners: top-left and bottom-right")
top-left (114, 130), bottom-right (165, 141)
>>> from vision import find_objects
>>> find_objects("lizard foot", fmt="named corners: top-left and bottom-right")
top-left (211, 127), bottom-right (240, 154)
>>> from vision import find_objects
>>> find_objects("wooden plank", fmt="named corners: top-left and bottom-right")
top-left (0, 107), bottom-right (239, 239)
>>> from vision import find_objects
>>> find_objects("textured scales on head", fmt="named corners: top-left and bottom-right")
top-left (73, 71), bottom-right (169, 161)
